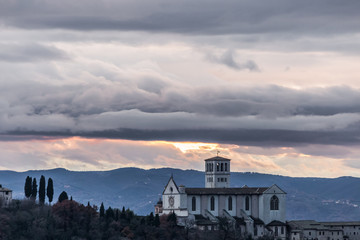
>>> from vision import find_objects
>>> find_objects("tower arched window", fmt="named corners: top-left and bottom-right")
top-left (221, 163), bottom-right (224, 171)
top-left (216, 163), bottom-right (219, 172)
top-left (245, 196), bottom-right (250, 211)
top-left (225, 163), bottom-right (228, 171)
top-left (228, 196), bottom-right (233, 211)
top-left (192, 197), bottom-right (196, 211)
top-left (270, 195), bottom-right (279, 210)
top-left (210, 196), bottom-right (215, 211)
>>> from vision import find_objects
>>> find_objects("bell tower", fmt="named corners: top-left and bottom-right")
top-left (205, 156), bottom-right (231, 188)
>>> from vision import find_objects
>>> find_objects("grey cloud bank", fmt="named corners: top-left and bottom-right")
top-left (1, 0), bottom-right (360, 37)
top-left (2, 72), bottom-right (360, 146)
top-left (0, 0), bottom-right (360, 151)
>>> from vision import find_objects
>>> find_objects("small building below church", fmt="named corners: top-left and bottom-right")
top-left (0, 184), bottom-right (12, 207)
top-left (288, 220), bottom-right (360, 240)
top-left (156, 156), bottom-right (287, 239)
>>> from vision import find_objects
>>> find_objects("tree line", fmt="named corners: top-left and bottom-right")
top-left (0, 197), bottom-right (187, 240)
top-left (24, 175), bottom-right (53, 204)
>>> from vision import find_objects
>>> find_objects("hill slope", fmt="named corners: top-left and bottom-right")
top-left (0, 168), bottom-right (359, 221)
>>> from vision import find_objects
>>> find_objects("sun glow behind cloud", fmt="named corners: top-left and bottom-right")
top-left (0, 137), bottom-right (358, 178)
top-left (165, 142), bottom-right (219, 153)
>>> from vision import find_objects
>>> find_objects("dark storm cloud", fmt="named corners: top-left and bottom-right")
top-left (6, 127), bottom-right (360, 147)
top-left (3, 79), bottom-right (360, 119)
top-left (207, 49), bottom-right (260, 71)
top-left (1, 0), bottom-right (360, 36)
top-left (0, 43), bottom-right (69, 62)
top-left (2, 72), bottom-right (360, 147)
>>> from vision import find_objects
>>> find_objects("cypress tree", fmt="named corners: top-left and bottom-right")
top-left (24, 176), bottom-right (32, 198)
top-left (31, 178), bottom-right (37, 201)
top-left (46, 178), bottom-right (54, 204)
top-left (58, 191), bottom-right (68, 203)
top-left (120, 206), bottom-right (126, 219)
top-left (105, 207), bottom-right (114, 219)
top-left (39, 175), bottom-right (46, 204)
top-left (100, 202), bottom-right (105, 217)
top-left (147, 212), bottom-right (154, 225)
top-left (167, 212), bottom-right (177, 226)
top-left (154, 213), bottom-right (160, 227)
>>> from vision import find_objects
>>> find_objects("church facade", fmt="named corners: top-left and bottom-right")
top-left (156, 156), bottom-right (287, 239)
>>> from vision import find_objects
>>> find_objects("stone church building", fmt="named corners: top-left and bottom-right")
top-left (155, 156), bottom-right (287, 239)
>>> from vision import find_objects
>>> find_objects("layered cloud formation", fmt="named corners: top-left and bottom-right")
top-left (1, 0), bottom-right (360, 176)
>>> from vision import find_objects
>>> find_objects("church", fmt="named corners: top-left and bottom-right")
top-left (155, 156), bottom-right (287, 239)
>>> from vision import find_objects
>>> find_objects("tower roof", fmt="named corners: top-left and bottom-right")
top-left (204, 156), bottom-right (231, 161)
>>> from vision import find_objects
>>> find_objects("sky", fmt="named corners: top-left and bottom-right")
top-left (1, 0), bottom-right (360, 177)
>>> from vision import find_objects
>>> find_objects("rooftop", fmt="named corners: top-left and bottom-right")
top-left (185, 187), bottom-right (268, 195)
top-left (204, 156), bottom-right (231, 162)
top-left (0, 185), bottom-right (12, 192)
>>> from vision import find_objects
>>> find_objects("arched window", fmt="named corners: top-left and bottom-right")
top-left (228, 196), bottom-right (232, 211)
top-left (270, 195), bottom-right (279, 210)
top-left (221, 163), bottom-right (224, 171)
top-left (245, 196), bottom-right (250, 211)
top-left (225, 163), bottom-right (228, 171)
top-left (210, 196), bottom-right (215, 211)
top-left (216, 163), bottom-right (219, 172)
top-left (192, 197), bottom-right (196, 211)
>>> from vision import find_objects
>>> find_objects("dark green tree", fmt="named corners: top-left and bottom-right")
top-left (115, 209), bottom-right (119, 221)
top-left (31, 178), bottom-right (37, 201)
top-left (58, 191), bottom-right (68, 203)
top-left (39, 175), bottom-right (46, 204)
top-left (154, 213), bottom-right (160, 227)
top-left (105, 207), bottom-right (114, 219)
top-left (46, 178), bottom-right (54, 204)
top-left (120, 206), bottom-right (126, 219)
top-left (147, 212), bottom-right (154, 225)
top-left (100, 202), bottom-right (105, 217)
top-left (24, 176), bottom-right (32, 198)
top-left (167, 212), bottom-right (177, 226)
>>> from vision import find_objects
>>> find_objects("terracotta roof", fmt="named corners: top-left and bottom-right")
top-left (251, 216), bottom-right (265, 225)
top-left (234, 217), bottom-right (246, 225)
top-left (185, 187), bottom-right (268, 195)
top-left (267, 220), bottom-right (287, 226)
top-left (204, 156), bottom-right (231, 161)
top-left (0, 187), bottom-right (12, 192)
top-left (287, 220), bottom-right (325, 230)
top-left (321, 222), bottom-right (360, 226)
top-left (194, 215), bottom-right (217, 225)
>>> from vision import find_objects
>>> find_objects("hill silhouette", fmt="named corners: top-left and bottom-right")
top-left (0, 167), bottom-right (359, 221)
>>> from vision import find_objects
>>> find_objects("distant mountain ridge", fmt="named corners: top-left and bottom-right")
top-left (0, 167), bottom-right (359, 221)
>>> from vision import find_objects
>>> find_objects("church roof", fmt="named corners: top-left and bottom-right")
top-left (185, 187), bottom-right (268, 195)
top-left (204, 156), bottom-right (231, 161)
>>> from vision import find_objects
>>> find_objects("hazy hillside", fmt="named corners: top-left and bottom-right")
top-left (0, 168), bottom-right (359, 221)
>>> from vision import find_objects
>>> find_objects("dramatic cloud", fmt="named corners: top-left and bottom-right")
top-left (207, 49), bottom-right (260, 71)
top-left (0, 1), bottom-right (359, 176)
top-left (1, 0), bottom-right (360, 37)
top-left (0, 137), bottom-right (358, 177)
top-left (0, 43), bottom-right (70, 62)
